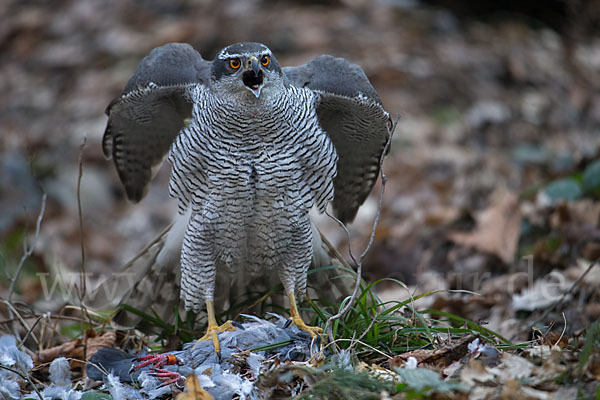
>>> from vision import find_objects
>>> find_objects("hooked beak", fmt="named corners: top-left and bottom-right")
top-left (242, 56), bottom-right (264, 98)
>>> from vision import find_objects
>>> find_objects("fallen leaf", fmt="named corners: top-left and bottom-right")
top-left (389, 335), bottom-right (477, 372)
top-left (460, 359), bottom-right (495, 388)
top-left (541, 332), bottom-right (569, 348)
top-left (34, 330), bottom-right (116, 366)
top-left (502, 378), bottom-right (552, 399)
top-left (176, 374), bottom-right (214, 400)
top-left (511, 272), bottom-right (570, 312)
top-left (448, 190), bottom-right (521, 264)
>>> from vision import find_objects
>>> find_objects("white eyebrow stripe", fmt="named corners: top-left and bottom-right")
top-left (217, 50), bottom-right (272, 59)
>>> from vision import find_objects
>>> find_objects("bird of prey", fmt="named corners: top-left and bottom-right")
top-left (102, 42), bottom-right (391, 353)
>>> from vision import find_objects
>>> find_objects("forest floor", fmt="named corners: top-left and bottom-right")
top-left (1, 0), bottom-right (599, 398)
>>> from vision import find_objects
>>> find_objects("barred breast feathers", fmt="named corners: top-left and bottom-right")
top-left (168, 84), bottom-right (338, 217)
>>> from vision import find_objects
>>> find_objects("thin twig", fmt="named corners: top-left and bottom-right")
top-left (555, 312), bottom-right (567, 347)
top-left (7, 193), bottom-right (47, 341)
top-left (350, 309), bottom-right (380, 351)
top-left (7, 193), bottom-right (47, 302)
top-left (534, 258), bottom-right (598, 326)
top-left (1, 300), bottom-right (40, 347)
top-left (319, 230), bottom-right (353, 271)
top-left (19, 315), bottom-right (43, 351)
top-left (317, 337), bottom-right (393, 361)
top-left (76, 138), bottom-right (90, 363)
top-left (46, 305), bottom-right (69, 350)
top-left (82, 359), bottom-right (112, 380)
top-left (0, 313), bottom-right (105, 325)
top-left (77, 138), bottom-right (87, 298)
top-left (324, 115), bottom-right (398, 347)
top-left (42, 304), bottom-right (104, 351)
top-left (0, 364), bottom-right (43, 400)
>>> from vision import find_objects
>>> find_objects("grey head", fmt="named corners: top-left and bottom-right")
top-left (210, 42), bottom-right (284, 101)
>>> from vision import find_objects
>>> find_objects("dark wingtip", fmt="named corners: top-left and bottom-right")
top-left (336, 207), bottom-right (359, 225)
top-left (124, 181), bottom-right (146, 203)
top-left (126, 189), bottom-right (143, 203)
top-left (114, 164), bottom-right (148, 203)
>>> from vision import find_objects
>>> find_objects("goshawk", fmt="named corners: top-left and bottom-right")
top-left (102, 42), bottom-right (391, 352)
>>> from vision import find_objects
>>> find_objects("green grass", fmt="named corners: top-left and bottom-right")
top-left (112, 265), bottom-right (512, 362)
top-left (304, 276), bottom-right (512, 361)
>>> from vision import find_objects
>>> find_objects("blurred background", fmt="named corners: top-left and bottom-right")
top-left (1, 0), bottom-right (600, 341)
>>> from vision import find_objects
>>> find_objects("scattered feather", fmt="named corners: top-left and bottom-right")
top-left (105, 373), bottom-right (144, 400)
top-left (0, 335), bottom-right (33, 374)
top-left (211, 372), bottom-right (254, 400)
top-left (87, 314), bottom-right (317, 399)
top-left (246, 353), bottom-right (264, 377)
top-left (0, 377), bottom-right (20, 400)
top-left (331, 349), bottom-right (353, 371)
top-left (49, 357), bottom-right (72, 387)
top-left (0, 335), bottom-right (34, 399)
top-left (404, 357), bottom-right (418, 369)
top-left (40, 385), bottom-right (83, 400)
top-left (139, 370), bottom-right (171, 399)
top-left (468, 338), bottom-right (482, 354)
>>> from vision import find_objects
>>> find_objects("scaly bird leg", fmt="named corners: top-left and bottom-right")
top-left (288, 292), bottom-right (323, 337)
top-left (150, 369), bottom-right (185, 387)
top-left (130, 353), bottom-right (182, 374)
top-left (193, 300), bottom-right (235, 354)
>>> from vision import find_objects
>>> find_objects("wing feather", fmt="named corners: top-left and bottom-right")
top-left (103, 43), bottom-right (211, 202)
top-left (284, 55), bottom-right (392, 223)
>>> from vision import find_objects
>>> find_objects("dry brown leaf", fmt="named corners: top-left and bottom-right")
top-left (460, 359), bottom-right (495, 388)
top-left (541, 332), bottom-right (569, 348)
top-left (34, 330), bottom-right (116, 365)
top-left (549, 200), bottom-right (600, 230)
top-left (587, 353), bottom-right (600, 381)
top-left (389, 334), bottom-right (476, 371)
top-left (459, 351), bottom-right (565, 398)
top-left (461, 352), bottom-right (536, 389)
top-left (176, 374), bottom-right (214, 400)
top-left (500, 378), bottom-right (552, 400)
top-left (448, 190), bottom-right (521, 264)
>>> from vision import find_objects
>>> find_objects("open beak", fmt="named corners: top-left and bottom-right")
top-left (242, 56), bottom-right (264, 98)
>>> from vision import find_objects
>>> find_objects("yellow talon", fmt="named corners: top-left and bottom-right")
top-left (193, 300), bottom-right (236, 353)
top-left (288, 293), bottom-right (323, 337)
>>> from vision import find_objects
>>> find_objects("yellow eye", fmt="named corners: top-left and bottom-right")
top-left (261, 55), bottom-right (270, 66)
top-left (229, 58), bottom-right (241, 69)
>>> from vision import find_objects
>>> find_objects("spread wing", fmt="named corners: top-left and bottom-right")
top-left (284, 55), bottom-right (392, 223)
top-left (103, 43), bottom-right (212, 202)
